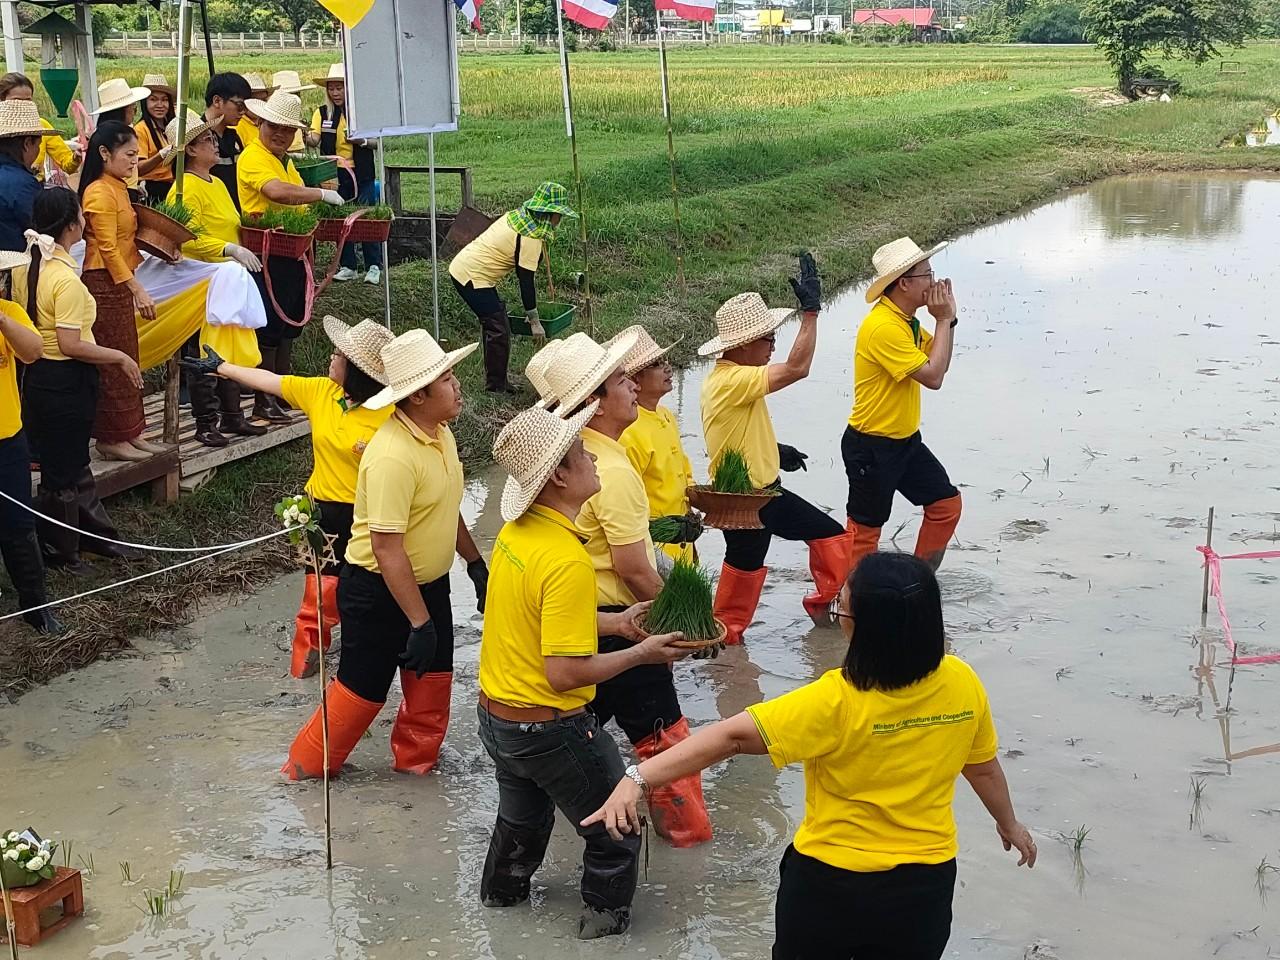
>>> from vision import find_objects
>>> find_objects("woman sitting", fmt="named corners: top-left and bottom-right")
top-left (134, 73), bottom-right (176, 204)
top-left (584, 552), bottom-right (1037, 960)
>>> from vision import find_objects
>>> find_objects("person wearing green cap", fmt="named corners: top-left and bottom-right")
top-left (449, 182), bottom-right (577, 393)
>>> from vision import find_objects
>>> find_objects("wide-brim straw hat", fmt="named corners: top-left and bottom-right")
top-left (141, 73), bottom-right (176, 98)
top-left (313, 63), bottom-right (345, 87)
top-left (271, 70), bottom-right (316, 94)
top-left (524, 338), bottom-right (564, 409)
top-left (697, 292), bottom-right (794, 357)
top-left (242, 73), bottom-right (272, 96)
top-left (0, 100), bottom-right (59, 139)
top-left (864, 237), bottom-right (949, 304)
top-left (0, 249), bottom-right (31, 272)
top-left (163, 110), bottom-right (214, 159)
top-left (245, 90), bottom-right (308, 130)
top-left (363, 329), bottom-right (479, 411)
top-left (323, 315), bottom-right (393, 385)
top-left (495, 403), bottom-right (600, 523)
top-left (608, 325), bottom-right (679, 376)
top-left (547, 329), bottom-right (640, 418)
top-left (93, 77), bottom-right (151, 115)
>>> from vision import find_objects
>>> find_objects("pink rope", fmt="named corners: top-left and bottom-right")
top-left (1197, 545), bottom-right (1280, 665)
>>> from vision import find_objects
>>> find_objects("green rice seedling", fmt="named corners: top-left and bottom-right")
top-left (1188, 776), bottom-right (1208, 832)
top-left (147, 197), bottom-right (198, 228)
top-left (119, 860), bottom-right (134, 883)
top-left (1056, 824), bottom-right (1090, 896)
top-left (711, 448), bottom-right (754, 494)
top-left (140, 889), bottom-right (168, 916)
top-left (60, 839), bottom-right (73, 868)
top-left (275, 208), bottom-right (318, 236)
top-left (1256, 856), bottom-right (1279, 902)
top-left (77, 852), bottom-right (95, 875)
top-left (646, 557), bottom-right (718, 642)
top-left (310, 202), bottom-right (394, 221)
top-left (648, 516), bottom-right (683, 544)
top-left (167, 869), bottom-right (184, 898)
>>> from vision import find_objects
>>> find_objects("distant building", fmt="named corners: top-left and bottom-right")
top-left (852, 7), bottom-right (946, 40)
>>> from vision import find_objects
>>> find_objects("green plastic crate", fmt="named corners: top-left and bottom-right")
top-left (509, 301), bottom-right (575, 337)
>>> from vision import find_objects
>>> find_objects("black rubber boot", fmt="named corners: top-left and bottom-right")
top-left (480, 815), bottom-right (554, 908)
top-left (74, 468), bottom-right (133, 560)
top-left (188, 366), bottom-right (228, 448)
top-left (218, 380), bottom-right (267, 436)
top-left (479, 309), bottom-right (515, 393)
top-left (577, 906), bottom-right (631, 941)
top-left (0, 531), bottom-right (64, 634)
top-left (37, 486), bottom-right (84, 573)
top-left (252, 346), bottom-right (292, 424)
top-left (578, 822), bottom-right (640, 939)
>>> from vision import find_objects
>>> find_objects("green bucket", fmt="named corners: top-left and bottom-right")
top-left (40, 67), bottom-right (79, 118)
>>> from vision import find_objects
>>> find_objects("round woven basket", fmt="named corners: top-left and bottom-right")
top-left (132, 204), bottom-right (195, 264)
top-left (638, 612), bottom-right (727, 651)
top-left (686, 485), bottom-right (779, 531)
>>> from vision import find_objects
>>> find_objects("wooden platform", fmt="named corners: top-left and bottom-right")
top-left (31, 392), bottom-right (311, 503)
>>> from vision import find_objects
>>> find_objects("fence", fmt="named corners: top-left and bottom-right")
top-left (94, 31), bottom-right (342, 55)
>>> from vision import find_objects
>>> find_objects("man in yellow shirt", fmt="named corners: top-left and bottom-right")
top-left (478, 405), bottom-right (689, 940)
top-left (698, 254), bottom-right (850, 645)
top-left (282, 329), bottom-right (486, 781)
top-left (845, 237), bottom-right (961, 573)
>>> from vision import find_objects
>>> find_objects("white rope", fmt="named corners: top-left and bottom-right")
top-left (0, 527), bottom-right (295, 623)
top-left (0, 488), bottom-right (291, 554)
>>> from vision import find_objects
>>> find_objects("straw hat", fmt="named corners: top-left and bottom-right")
top-left (363, 329), bottom-right (479, 411)
top-left (92, 77), bottom-right (151, 115)
top-left (245, 90), bottom-right (307, 130)
top-left (0, 249), bottom-right (31, 272)
top-left (163, 110), bottom-right (214, 158)
top-left (271, 70), bottom-right (316, 94)
top-left (242, 73), bottom-right (272, 96)
top-left (524, 338), bottom-right (564, 409)
top-left (141, 73), bottom-right (176, 98)
top-left (547, 330), bottom-right (640, 418)
top-left (864, 237), bottom-right (948, 304)
top-left (608, 325), bottom-right (679, 376)
top-left (494, 403), bottom-right (600, 523)
top-left (313, 63), bottom-right (346, 88)
top-left (323, 316), bottom-right (393, 385)
top-left (0, 100), bottom-right (59, 140)
top-left (697, 293), bottom-right (794, 357)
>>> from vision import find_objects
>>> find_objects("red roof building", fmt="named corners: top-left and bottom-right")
top-left (853, 7), bottom-right (937, 27)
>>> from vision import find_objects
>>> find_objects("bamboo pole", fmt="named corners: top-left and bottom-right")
top-left (1200, 506), bottom-right (1215, 628)
top-left (163, 0), bottom-right (195, 448)
top-left (0, 860), bottom-right (18, 960)
top-left (656, 24), bottom-right (686, 299)
top-left (553, 0), bottom-right (594, 335)
top-left (428, 132), bottom-right (440, 341)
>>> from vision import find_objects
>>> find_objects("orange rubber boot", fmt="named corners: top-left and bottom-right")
top-left (846, 518), bottom-right (882, 576)
top-left (802, 532), bottom-right (854, 621)
top-left (291, 574), bottom-right (341, 679)
top-left (281, 679), bottom-right (382, 781)
top-left (391, 671), bottom-right (452, 775)
top-left (915, 494), bottom-right (962, 570)
top-left (713, 564), bottom-right (767, 646)
top-left (320, 573), bottom-right (340, 639)
top-left (634, 717), bottom-right (711, 847)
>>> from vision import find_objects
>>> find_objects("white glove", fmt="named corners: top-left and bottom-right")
top-left (158, 144), bottom-right (175, 161)
top-left (224, 242), bottom-right (263, 273)
top-left (319, 189), bottom-right (344, 206)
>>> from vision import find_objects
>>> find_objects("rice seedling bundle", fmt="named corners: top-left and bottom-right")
top-left (646, 557), bottom-right (718, 641)
top-left (711, 448), bottom-right (754, 494)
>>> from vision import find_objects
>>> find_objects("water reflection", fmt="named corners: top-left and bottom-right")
top-left (1192, 630), bottom-right (1280, 771)
top-left (1224, 115), bottom-right (1280, 148)
top-left (1085, 176), bottom-right (1246, 239)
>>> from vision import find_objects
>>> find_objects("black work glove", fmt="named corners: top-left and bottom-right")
top-left (778, 443), bottom-right (809, 472)
top-left (690, 637), bottom-right (725, 661)
top-left (788, 251), bottom-right (822, 314)
top-left (399, 620), bottom-right (438, 679)
top-left (467, 558), bottom-right (489, 614)
top-left (649, 513), bottom-right (704, 545)
top-left (177, 345), bottom-right (225, 378)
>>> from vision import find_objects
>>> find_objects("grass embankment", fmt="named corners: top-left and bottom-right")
top-left (6, 43), bottom-right (1280, 693)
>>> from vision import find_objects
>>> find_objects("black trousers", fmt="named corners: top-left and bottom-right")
top-left (724, 484), bottom-right (844, 572)
top-left (21, 359), bottom-right (97, 492)
top-left (452, 278), bottom-right (511, 390)
top-left (337, 175), bottom-right (384, 271)
top-left (0, 430), bottom-right (35, 535)
top-left (313, 499), bottom-right (355, 578)
top-left (143, 179), bottom-right (171, 204)
top-left (255, 256), bottom-right (308, 346)
top-left (773, 846), bottom-right (956, 960)
top-left (591, 606), bottom-right (682, 745)
top-left (841, 428), bottom-right (957, 528)
top-left (336, 564), bottom-right (454, 703)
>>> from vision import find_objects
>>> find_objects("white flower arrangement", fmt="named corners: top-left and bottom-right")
top-left (0, 828), bottom-right (57, 886)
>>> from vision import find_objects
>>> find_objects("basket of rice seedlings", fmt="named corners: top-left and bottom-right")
top-left (240, 208), bottom-right (317, 260)
top-left (312, 202), bottom-right (394, 244)
top-left (293, 152), bottom-right (339, 188)
top-left (686, 447), bottom-right (780, 530)
top-left (133, 199), bottom-right (197, 263)
top-left (640, 557), bottom-right (726, 650)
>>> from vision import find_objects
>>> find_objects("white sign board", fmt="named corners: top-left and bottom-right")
top-left (814, 14), bottom-right (843, 31)
top-left (342, 0), bottom-right (460, 139)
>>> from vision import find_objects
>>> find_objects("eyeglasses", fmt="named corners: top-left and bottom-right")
top-left (902, 268), bottom-right (934, 281)
top-left (827, 598), bottom-right (853, 626)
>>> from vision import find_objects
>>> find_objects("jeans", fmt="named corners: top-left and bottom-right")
top-left (591, 606), bottom-right (683, 745)
top-left (476, 705), bottom-right (640, 912)
top-left (723, 484), bottom-right (844, 572)
top-left (338, 175), bottom-right (385, 271)
top-left (841, 428), bottom-right (958, 528)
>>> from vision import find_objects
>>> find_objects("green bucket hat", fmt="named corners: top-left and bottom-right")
top-left (524, 182), bottom-right (578, 219)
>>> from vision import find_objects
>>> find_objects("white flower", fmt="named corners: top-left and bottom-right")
top-left (26, 856), bottom-right (44, 871)
top-left (0, 838), bottom-right (7, 850)
top-left (15, 844), bottom-right (28, 853)
top-left (5, 832), bottom-right (17, 842)
top-left (3, 850), bottom-right (18, 861)
top-left (296, 512), bottom-right (310, 525)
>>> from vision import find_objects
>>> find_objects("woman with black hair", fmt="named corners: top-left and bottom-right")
top-left (12, 187), bottom-right (139, 570)
top-left (134, 74), bottom-right (176, 204)
top-left (583, 552), bottom-right (1037, 960)
top-left (182, 316), bottom-right (393, 679)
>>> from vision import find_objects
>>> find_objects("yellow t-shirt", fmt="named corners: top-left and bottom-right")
top-left (35, 119), bottom-right (79, 180)
top-left (448, 217), bottom-right (542, 290)
top-left (848, 297), bottom-right (933, 440)
top-left (310, 108), bottom-right (353, 163)
top-left (746, 656), bottom-right (998, 873)
top-left (168, 173), bottom-right (239, 262)
top-left (577, 428), bottom-right (658, 608)
top-left (10, 249), bottom-right (97, 362)
top-left (236, 118), bottom-right (259, 147)
top-left (620, 403), bottom-right (694, 561)
top-left (345, 412), bottom-right (464, 583)
top-left (478, 505), bottom-right (600, 711)
top-left (134, 120), bottom-right (174, 184)
top-left (237, 138), bottom-right (305, 218)
top-left (0, 300), bottom-right (37, 440)
top-left (700, 360), bottom-right (779, 489)
top-left (280, 376), bottom-right (391, 503)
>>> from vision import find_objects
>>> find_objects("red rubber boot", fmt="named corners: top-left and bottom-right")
top-left (802, 532), bottom-right (854, 621)
top-left (713, 564), bottom-right (767, 645)
top-left (634, 717), bottom-right (712, 847)
top-left (391, 671), bottom-right (452, 775)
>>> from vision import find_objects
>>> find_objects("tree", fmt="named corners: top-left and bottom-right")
top-left (1018, 1), bottom-right (1085, 42)
top-left (1083, 0), bottom-right (1258, 97)
top-left (259, 0), bottom-right (334, 39)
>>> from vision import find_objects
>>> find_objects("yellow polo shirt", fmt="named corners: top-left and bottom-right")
top-left (578, 427), bottom-right (657, 608)
top-left (345, 411), bottom-right (464, 583)
top-left (621, 403), bottom-right (694, 562)
top-left (700, 360), bottom-right (779, 489)
top-left (168, 173), bottom-right (239, 262)
top-left (279, 376), bottom-right (391, 504)
top-left (236, 118), bottom-right (259, 147)
top-left (10, 249), bottom-right (97, 362)
top-left (449, 217), bottom-right (542, 290)
top-left (237, 137), bottom-right (305, 217)
top-left (0, 301), bottom-right (37, 440)
top-left (479, 505), bottom-right (600, 711)
top-left (747, 656), bottom-right (998, 873)
top-left (848, 297), bottom-right (933, 440)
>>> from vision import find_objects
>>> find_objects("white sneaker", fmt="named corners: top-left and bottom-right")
top-left (333, 267), bottom-right (358, 282)
top-left (364, 265), bottom-right (382, 285)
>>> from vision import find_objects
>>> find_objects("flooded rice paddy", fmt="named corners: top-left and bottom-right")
top-left (3, 173), bottom-right (1279, 958)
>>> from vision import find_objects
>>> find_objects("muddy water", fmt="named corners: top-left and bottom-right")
top-left (4, 172), bottom-right (1280, 959)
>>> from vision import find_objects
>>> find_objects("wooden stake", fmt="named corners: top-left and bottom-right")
top-left (311, 544), bottom-right (334, 871)
top-left (1200, 506), bottom-right (1215, 628)
top-left (553, 0), bottom-right (594, 335)
top-left (0, 861), bottom-right (18, 960)
top-left (657, 25), bottom-right (686, 299)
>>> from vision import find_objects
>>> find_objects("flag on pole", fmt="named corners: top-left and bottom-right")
top-left (317, 0), bottom-right (376, 29)
top-left (563, 0), bottom-right (618, 29)
top-left (455, 0), bottom-right (484, 30)
top-left (655, 0), bottom-right (714, 21)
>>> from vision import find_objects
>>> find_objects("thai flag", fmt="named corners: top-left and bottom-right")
top-left (455, 0), bottom-right (482, 30)
top-left (656, 0), bottom-right (714, 22)
top-left (563, 0), bottom-right (618, 30)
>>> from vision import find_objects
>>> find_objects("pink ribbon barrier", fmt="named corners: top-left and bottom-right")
top-left (1197, 545), bottom-right (1280, 666)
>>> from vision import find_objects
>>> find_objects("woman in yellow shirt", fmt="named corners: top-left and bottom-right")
top-left (13, 187), bottom-right (140, 571)
top-left (183, 316), bottom-right (393, 679)
top-left (0, 73), bottom-right (81, 182)
top-left (134, 73), bottom-right (175, 204)
top-left (585, 552), bottom-right (1037, 960)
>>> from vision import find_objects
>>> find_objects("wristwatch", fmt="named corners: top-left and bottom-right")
top-left (624, 764), bottom-right (648, 792)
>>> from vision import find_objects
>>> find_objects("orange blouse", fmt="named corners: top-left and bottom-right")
top-left (134, 120), bottom-right (174, 184)
top-left (82, 175), bottom-right (141, 284)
